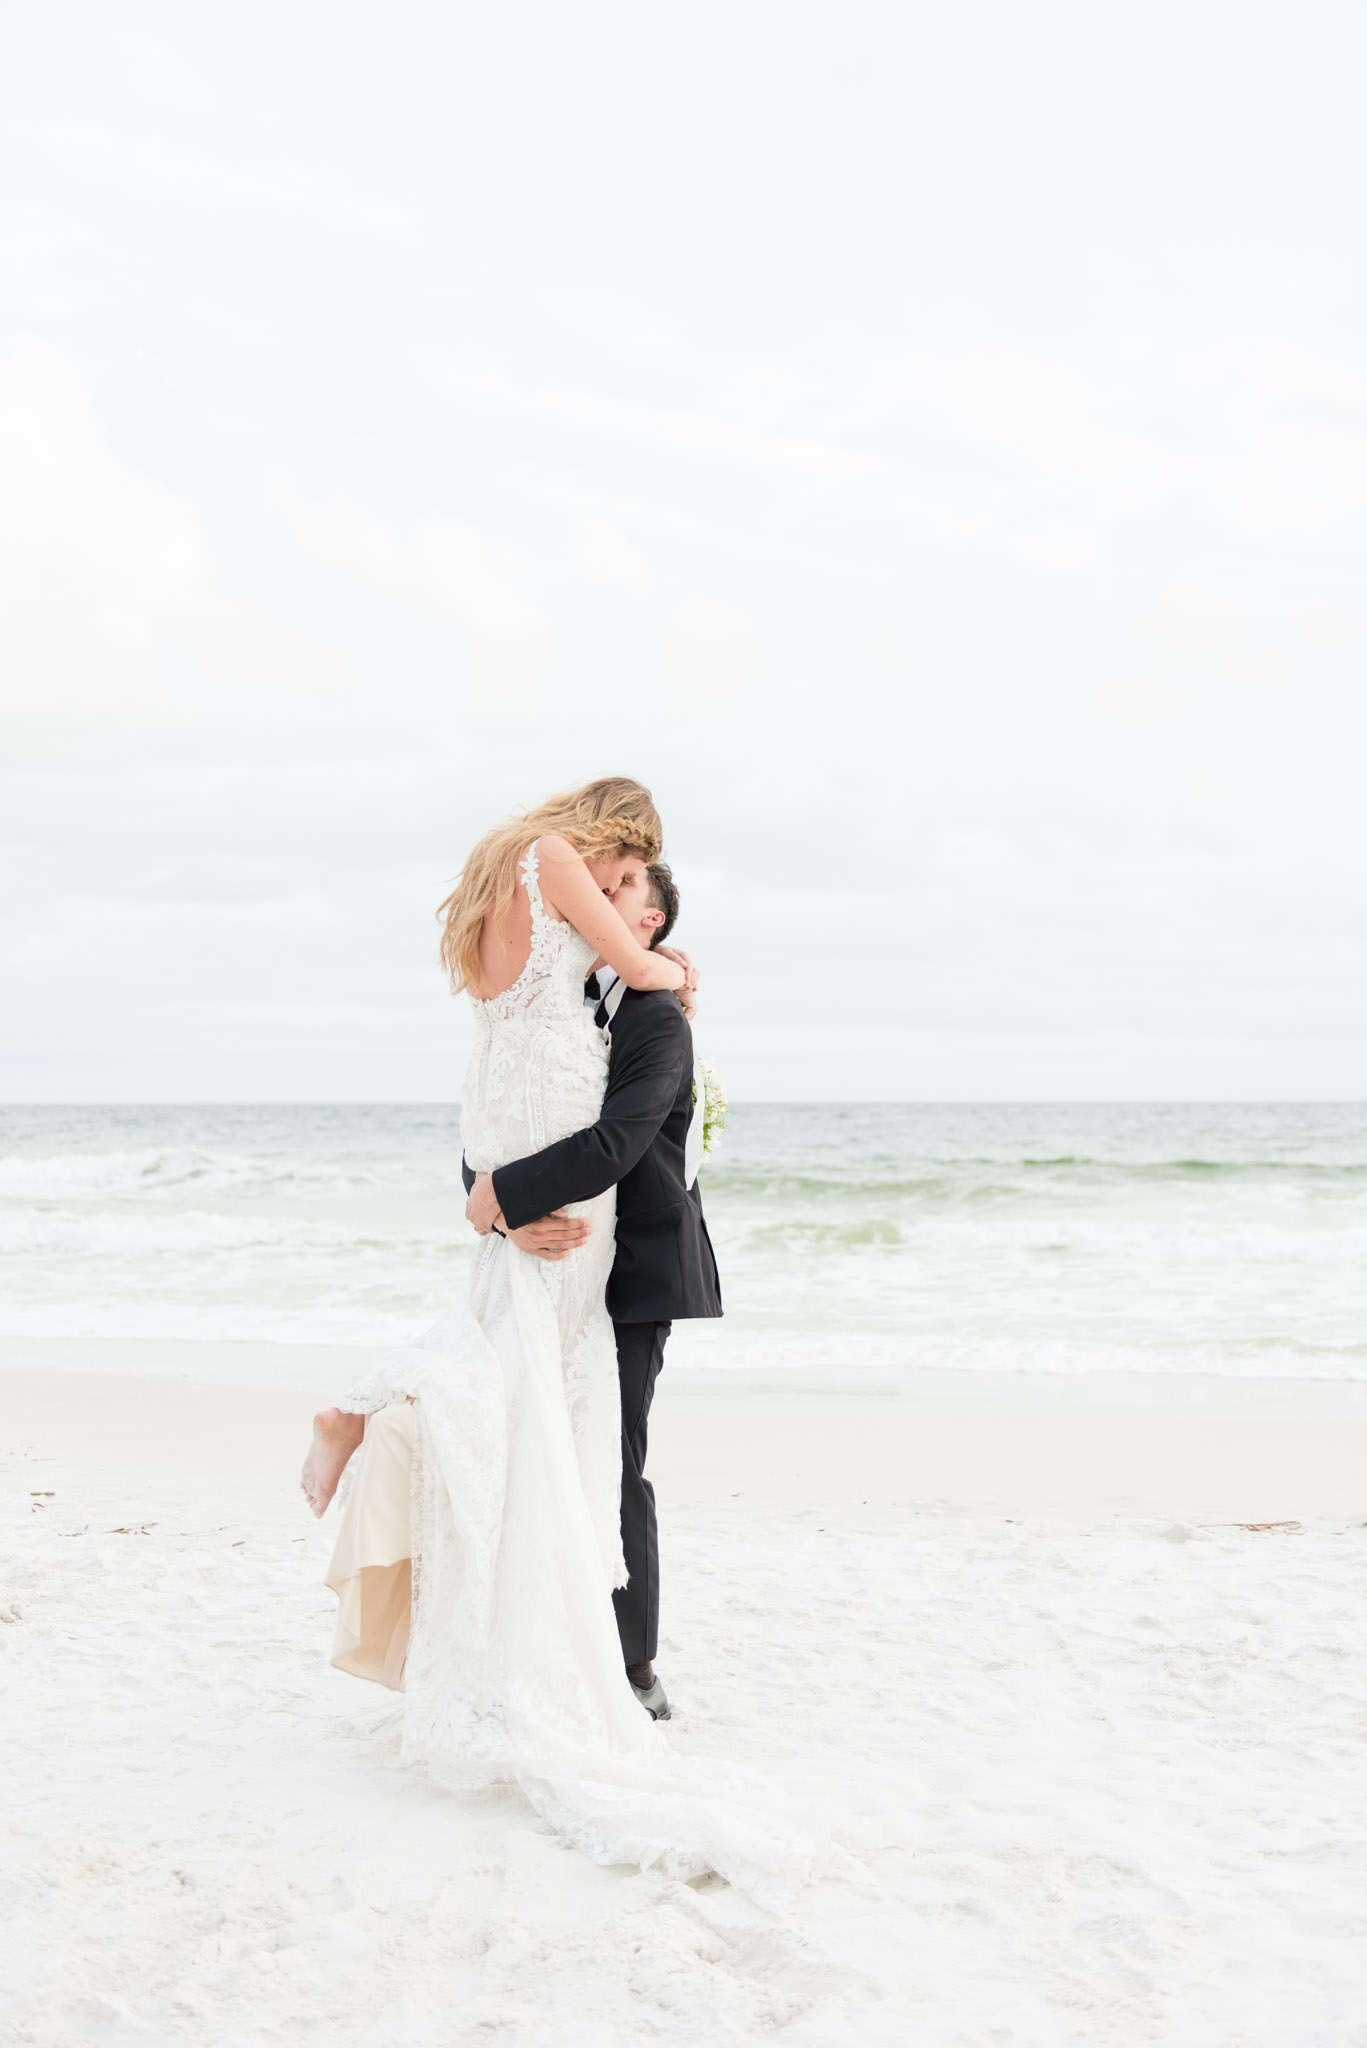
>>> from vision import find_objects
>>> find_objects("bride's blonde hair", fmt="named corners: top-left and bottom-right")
top-left (438, 776), bottom-right (664, 993)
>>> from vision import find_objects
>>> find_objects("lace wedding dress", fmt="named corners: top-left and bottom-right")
top-left (324, 844), bottom-right (827, 1896)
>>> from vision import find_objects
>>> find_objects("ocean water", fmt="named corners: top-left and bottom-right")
top-left (2, 1102), bottom-right (1365, 1391)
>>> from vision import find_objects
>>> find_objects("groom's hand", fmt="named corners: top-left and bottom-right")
top-left (465, 1172), bottom-right (504, 1236)
top-left (507, 1210), bottom-right (592, 1261)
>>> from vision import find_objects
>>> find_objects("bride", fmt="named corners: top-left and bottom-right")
top-left (299, 778), bottom-right (716, 1836)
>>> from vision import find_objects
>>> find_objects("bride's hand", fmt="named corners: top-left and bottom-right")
top-left (656, 945), bottom-right (698, 993)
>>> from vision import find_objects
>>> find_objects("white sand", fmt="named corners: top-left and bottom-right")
top-left (4, 1367), bottom-right (1367, 2044)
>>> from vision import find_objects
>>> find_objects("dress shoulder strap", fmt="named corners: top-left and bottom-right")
top-left (518, 838), bottom-right (546, 920)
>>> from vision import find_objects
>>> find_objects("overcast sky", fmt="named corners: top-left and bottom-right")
top-left (3, 0), bottom-right (1364, 1102)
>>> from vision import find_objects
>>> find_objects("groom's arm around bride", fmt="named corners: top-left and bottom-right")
top-left (463, 859), bottom-right (721, 1709)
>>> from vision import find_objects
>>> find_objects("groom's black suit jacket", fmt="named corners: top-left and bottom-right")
top-left (462, 985), bottom-right (722, 1326)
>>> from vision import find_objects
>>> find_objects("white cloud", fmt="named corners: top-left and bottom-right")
top-left (1, 0), bottom-right (1364, 1098)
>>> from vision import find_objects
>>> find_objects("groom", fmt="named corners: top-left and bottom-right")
top-left (464, 860), bottom-right (721, 1722)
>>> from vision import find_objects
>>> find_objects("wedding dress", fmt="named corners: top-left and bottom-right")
top-left (324, 843), bottom-right (829, 1897)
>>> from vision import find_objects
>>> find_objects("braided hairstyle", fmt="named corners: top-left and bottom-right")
top-left (438, 776), bottom-right (663, 992)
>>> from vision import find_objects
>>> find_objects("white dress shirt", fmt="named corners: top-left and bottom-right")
top-left (585, 967), bottom-right (620, 1011)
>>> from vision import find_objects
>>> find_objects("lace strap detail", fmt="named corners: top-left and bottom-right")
top-left (518, 838), bottom-right (547, 922)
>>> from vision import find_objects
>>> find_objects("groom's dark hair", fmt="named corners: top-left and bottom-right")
top-left (646, 862), bottom-right (679, 948)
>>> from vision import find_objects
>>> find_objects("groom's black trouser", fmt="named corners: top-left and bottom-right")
top-left (611, 1319), bottom-right (671, 1667)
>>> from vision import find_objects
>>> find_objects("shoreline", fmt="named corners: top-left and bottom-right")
top-left (7, 1360), bottom-right (1366, 1519)
top-left (7, 1332), bottom-right (1367, 1406)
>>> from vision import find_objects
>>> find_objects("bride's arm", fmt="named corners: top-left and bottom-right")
top-left (535, 836), bottom-right (686, 992)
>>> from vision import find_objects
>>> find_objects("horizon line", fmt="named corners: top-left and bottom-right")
top-left (3, 1098), bottom-right (1365, 1112)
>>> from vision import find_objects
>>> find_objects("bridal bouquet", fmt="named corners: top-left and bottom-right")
top-left (696, 1058), bottom-right (728, 1159)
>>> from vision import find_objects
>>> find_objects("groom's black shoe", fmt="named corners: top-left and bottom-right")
top-left (627, 1662), bottom-right (671, 1721)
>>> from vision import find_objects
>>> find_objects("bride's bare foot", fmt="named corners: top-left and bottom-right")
top-left (301, 1408), bottom-right (365, 1517)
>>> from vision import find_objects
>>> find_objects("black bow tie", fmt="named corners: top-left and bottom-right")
top-left (585, 972), bottom-right (602, 1002)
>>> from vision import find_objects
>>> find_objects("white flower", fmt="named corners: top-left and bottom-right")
top-left (694, 1058), bottom-right (728, 1160)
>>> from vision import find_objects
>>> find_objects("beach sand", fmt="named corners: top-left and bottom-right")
top-left (3, 1363), bottom-right (1366, 2044)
